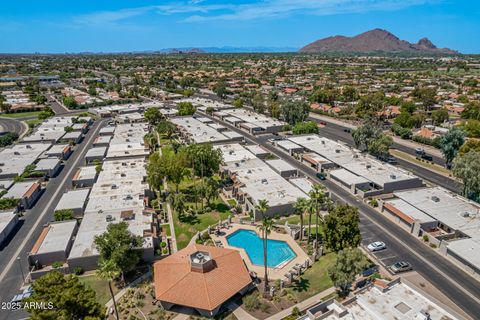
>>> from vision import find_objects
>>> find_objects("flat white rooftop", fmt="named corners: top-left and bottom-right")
top-left (171, 117), bottom-right (233, 144)
top-left (55, 189), bottom-right (90, 212)
top-left (73, 166), bottom-right (97, 181)
top-left (265, 159), bottom-right (297, 173)
top-left (2, 181), bottom-right (38, 199)
top-left (330, 168), bottom-right (370, 186)
top-left (221, 108), bottom-right (285, 129)
top-left (35, 158), bottom-right (60, 171)
top-left (33, 221), bottom-right (77, 255)
top-left (0, 143), bottom-right (51, 177)
top-left (394, 187), bottom-right (480, 236)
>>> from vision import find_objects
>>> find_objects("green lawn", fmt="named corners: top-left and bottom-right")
top-left (286, 252), bottom-right (336, 301)
top-left (160, 224), bottom-right (171, 237)
top-left (78, 274), bottom-right (120, 306)
top-left (173, 198), bottom-right (232, 249)
top-left (0, 111), bottom-right (42, 119)
top-left (276, 215), bottom-right (301, 225)
top-left (25, 119), bottom-right (43, 127)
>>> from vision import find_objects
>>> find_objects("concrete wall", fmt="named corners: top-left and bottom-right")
top-left (0, 214), bottom-right (18, 246)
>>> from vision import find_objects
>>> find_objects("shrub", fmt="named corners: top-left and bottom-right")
top-left (422, 234), bottom-right (429, 242)
top-left (51, 261), bottom-right (63, 268)
top-left (160, 242), bottom-right (167, 248)
top-left (369, 199), bottom-right (378, 207)
top-left (243, 292), bottom-right (260, 311)
top-left (291, 306), bottom-right (301, 317)
top-left (73, 266), bottom-right (84, 275)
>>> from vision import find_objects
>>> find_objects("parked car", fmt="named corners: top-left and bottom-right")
top-left (415, 147), bottom-right (425, 156)
top-left (11, 286), bottom-right (33, 303)
top-left (319, 121), bottom-right (327, 125)
top-left (316, 172), bottom-right (326, 180)
top-left (389, 261), bottom-right (412, 273)
top-left (367, 241), bottom-right (386, 252)
top-left (343, 128), bottom-right (351, 133)
top-left (421, 154), bottom-right (433, 161)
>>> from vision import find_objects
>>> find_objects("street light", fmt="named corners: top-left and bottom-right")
top-left (17, 256), bottom-right (25, 285)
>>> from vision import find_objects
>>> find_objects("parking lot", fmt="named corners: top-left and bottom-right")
top-left (360, 219), bottom-right (414, 275)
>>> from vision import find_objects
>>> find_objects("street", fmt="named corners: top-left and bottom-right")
top-left (200, 111), bottom-right (480, 319)
top-left (0, 119), bottom-right (106, 320)
top-left (0, 118), bottom-right (28, 137)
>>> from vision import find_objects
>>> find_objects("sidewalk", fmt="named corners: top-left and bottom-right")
top-left (227, 301), bottom-right (258, 320)
top-left (164, 180), bottom-right (178, 253)
top-left (264, 287), bottom-right (336, 320)
top-left (309, 112), bottom-right (444, 159)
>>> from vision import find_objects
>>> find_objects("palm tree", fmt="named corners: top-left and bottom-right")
top-left (293, 197), bottom-right (308, 241)
top-left (97, 259), bottom-right (121, 320)
top-left (305, 199), bottom-right (316, 243)
top-left (255, 200), bottom-right (271, 295)
top-left (309, 184), bottom-right (330, 249)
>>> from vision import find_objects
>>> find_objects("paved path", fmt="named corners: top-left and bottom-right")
top-left (227, 301), bottom-right (258, 320)
top-left (163, 180), bottom-right (178, 253)
top-left (265, 287), bottom-right (336, 320)
top-left (0, 118), bottom-right (28, 138)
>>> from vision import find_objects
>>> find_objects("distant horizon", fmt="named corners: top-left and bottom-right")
top-left (0, 1), bottom-right (479, 54)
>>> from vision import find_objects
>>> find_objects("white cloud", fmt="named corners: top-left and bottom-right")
top-left (72, 0), bottom-right (435, 26)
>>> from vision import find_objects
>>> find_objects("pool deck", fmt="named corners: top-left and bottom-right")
top-left (210, 223), bottom-right (310, 281)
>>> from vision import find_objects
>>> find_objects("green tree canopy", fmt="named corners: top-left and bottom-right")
top-left (177, 102), bottom-right (196, 116)
top-left (323, 204), bottom-right (361, 252)
top-left (25, 271), bottom-right (103, 320)
top-left (439, 127), bottom-right (465, 164)
top-left (453, 150), bottom-right (480, 201)
top-left (62, 96), bottom-right (78, 109)
top-left (458, 139), bottom-right (480, 156)
top-left (94, 222), bottom-right (143, 278)
top-left (432, 108), bottom-right (449, 126)
top-left (280, 100), bottom-right (309, 125)
top-left (292, 121), bottom-right (319, 135)
top-left (144, 107), bottom-right (164, 125)
top-left (186, 143), bottom-right (223, 178)
top-left (328, 248), bottom-right (370, 296)
top-left (54, 209), bottom-right (74, 221)
top-left (352, 121), bottom-right (392, 157)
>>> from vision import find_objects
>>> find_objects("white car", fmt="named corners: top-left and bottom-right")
top-left (367, 241), bottom-right (386, 252)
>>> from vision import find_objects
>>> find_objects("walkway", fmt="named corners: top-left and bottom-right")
top-left (265, 287), bottom-right (336, 320)
top-left (227, 301), bottom-right (258, 320)
top-left (163, 180), bottom-right (178, 253)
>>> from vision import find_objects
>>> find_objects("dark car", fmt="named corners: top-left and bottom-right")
top-left (421, 154), bottom-right (433, 161)
top-left (389, 261), bottom-right (412, 273)
top-left (343, 128), bottom-right (351, 133)
top-left (316, 172), bottom-right (326, 180)
top-left (319, 121), bottom-right (327, 126)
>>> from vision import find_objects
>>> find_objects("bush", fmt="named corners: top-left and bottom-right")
top-left (0, 197), bottom-right (18, 210)
top-left (391, 124), bottom-right (412, 139)
top-left (422, 234), bottom-right (429, 242)
top-left (73, 266), bottom-right (84, 275)
top-left (51, 261), bottom-right (63, 268)
top-left (243, 292), bottom-right (260, 311)
top-left (369, 199), bottom-right (378, 207)
top-left (54, 209), bottom-right (74, 221)
top-left (160, 241), bottom-right (167, 248)
top-left (291, 306), bottom-right (301, 317)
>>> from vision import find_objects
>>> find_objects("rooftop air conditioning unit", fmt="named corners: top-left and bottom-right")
top-left (335, 149), bottom-right (340, 153)
top-left (366, 164), bottom-right (372, 169)
top-left (390, 174), bottom-right (397, 179)
top-left (106, 215), bottom-right (113, 222)
top-left (321, 140), bottom-right (325, 144)
top-left (431, 196), bottom-right (440, 202)
top-left (111, 184), bottom-right (117, 189)
top-left (460, 211), bottom-right (470, 218)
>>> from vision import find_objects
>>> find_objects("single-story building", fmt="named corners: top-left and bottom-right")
top-left (44, 144), bottom-right (72, 160)
top-left (61, 131), bottom-right (83, 144)
top-left (54, 189), bottom-right (91, 217)
top-left (0, 210), bottom-right (19, 246)
top-left (35, 158), bottom-right (61, 177)
top-left (85, 147), bottom-right (107, 164)
top-left (265, 159), bottom-right (298, 178)
top-left (1, 181), bottom-right (42, 209)
top-left (153, 244), bottom-right (253, 317)
top-left (28, 220), bottom-right (78, 271)
top-left (72, 166), bottom-right (98, 188)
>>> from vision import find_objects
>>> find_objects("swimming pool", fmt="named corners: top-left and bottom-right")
top-left (226, 229), bottom-right (296, 268)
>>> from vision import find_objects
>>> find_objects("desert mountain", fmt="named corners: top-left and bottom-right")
top-left (300, 29), bottom-right (457, 54)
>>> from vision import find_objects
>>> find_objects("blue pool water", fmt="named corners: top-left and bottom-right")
top-left (226, 229), bottom-right (296, 267)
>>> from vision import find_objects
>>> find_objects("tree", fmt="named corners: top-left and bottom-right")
top-left (292, 121), bottom-right (319, 135)
top-left (147, 149), bottom-right (189, 192)
top-left (368, 134), bottom-right (393, 158)
top-left (394, 112), bottom-right (413, 128)
top-left (323, 204), bottom-right (361, 252)
top-left (38, 106), bottom-right (55, 120)
top-left (440, 127), bottom-right (465, 165)
top-left (328, 248), bottom-right (370, 296)
top-left (206, 106), bottom-right (214, 115)
top-left (168, 192), bottom-right (187, 215)
top-left (202, 177), bottom-right (219, 206)
top-left (252, 93), bottom-right (265, 114)
top-left (156, 120), bottom-right (177, 140)
top-left (63, 96), bottom-right (78, 109)
top-left (24, 271), bottom-right (103, 320)
top-left (412, 86), bottom-right (437, 111)
top-left (186, 143), bottom-right (223, 178)
top-left (177, 102), bottom-right (196, 116)
top-left (309, 184), bottom-right (331, 250)
top-left (432, 108), bottom-right (449, 126)
top-left (97, 259), bottom-right (121, 320)
top-left (293, 198), bottom-right (308, 241)
top-left (352, 121), bottom-right (392, 157)
top-left (213, 80), bottom-right (227, 98)
top-left (461, 102), bottom-right (480, 120)
top-left (453, 151), bottom-right (480, 201)
top-left (255, 201), bottom-right (272, 295)
top-left (0, 132), bottom-right (19, 147)
top-left (458, 139), bottom-right (480, 156)
top-left (233, 98), bottom-right (244, 108)
top-left (144, 107), bottom-right (163, 125)
top-left (94, 222), bottom-right (143, 281)
top-left (0, 197), bottom-right (18, 210)
top-left (281, 100), bottom-right (309, 125)
top-left (54, 209), bottom-right (74, 221)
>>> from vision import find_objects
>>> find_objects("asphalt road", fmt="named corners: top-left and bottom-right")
top-left (0, 118), bottom-right (27, 137)
top-left (200, 111), bottom-right (480, 319)
top-left (46, 94), bottom-right (70, 115)
top-left (0, 119), bottom-right (106, 320)
top-left (307, 116), bottom-right (461, 194)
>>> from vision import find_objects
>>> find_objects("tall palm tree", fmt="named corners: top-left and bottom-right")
top-left (255, 200), bottom-right (271, 295)
top-left (293, 197), bottom-right (308, 241)
top-left (97, 259), bottom-right (121, 320)
top-left (309, 184), bottom-right (330, 249)
top-left (305, 199), bottom-right (316, 243)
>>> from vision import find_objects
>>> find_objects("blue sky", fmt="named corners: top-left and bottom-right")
top-left (0, 0), bottom-right (479, 53)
